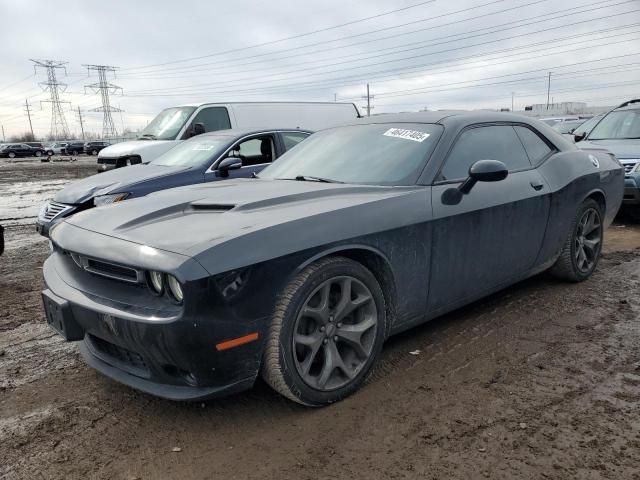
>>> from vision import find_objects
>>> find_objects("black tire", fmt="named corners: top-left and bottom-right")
top-left (46, 150), bottom-right (54, 156)
top-left (8, 152), bottom-right (15, 158)
top-left (35, 150), bottom-right (42, 157)
top-left (91, 149), bottom-right (98, 156)
top-left (550, 198), bottom-right (603, 282)
top-left (262, 256), bottom-right (387, 406)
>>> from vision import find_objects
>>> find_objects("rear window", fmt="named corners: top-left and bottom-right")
top-left (514, 126), bottom-right (553, 165)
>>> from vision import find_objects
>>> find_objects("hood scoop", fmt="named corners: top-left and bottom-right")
top-left (189, 200), bottom-right (236, 212)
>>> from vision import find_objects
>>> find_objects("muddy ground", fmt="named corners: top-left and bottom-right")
top-left (1, 159), bottom-right (639, 480)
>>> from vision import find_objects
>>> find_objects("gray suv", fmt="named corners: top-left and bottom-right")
top-left (577, 99), bottom-right (640, 207)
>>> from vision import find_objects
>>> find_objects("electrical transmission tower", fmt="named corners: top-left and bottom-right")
top-left (83, 65), bottom-right (123, 138)
top-left (31, 59), bottom-right (71, 139)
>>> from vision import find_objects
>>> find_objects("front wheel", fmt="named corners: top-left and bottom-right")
top-left (262, 256), bottom-right (386, 406)
top-left (8, 152), bottom-right (15, 158)
top-left (550, 198), bottom-right (603, 282)
top-left (35, 150), bottom-right (42, 157)
top-left (46, 150), bottom-right (54, 156)
top-left (91, 149), bottom-right (98, 156)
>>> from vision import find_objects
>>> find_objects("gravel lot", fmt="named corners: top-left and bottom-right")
top-left (1, 158), bottom-right (639, 480)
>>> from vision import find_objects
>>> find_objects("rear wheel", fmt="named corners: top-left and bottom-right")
top-left (46, 150), bottom-right (54, 156)
top-left (550, 198), bottom-right (603, 282)
top-left (8, 152), bottom-right (15, 158)
top-left (262, 256), bottom-right (386, 406)
top-left (91, 149), bottom-right (98, 156)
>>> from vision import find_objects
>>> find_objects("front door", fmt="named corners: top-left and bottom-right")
top-left (205, 134), bottom-right (278, 181)
top-left (427, 124), bottom-right (551, 314)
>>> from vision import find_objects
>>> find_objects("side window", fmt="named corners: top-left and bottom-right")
top-left (513, 126), bottom-right (553, 165)
top-left (281, 132), bottom-right (310, 151)
top-left (228, 135), bottom-right (275, 167)
top-left (439, 125), bottom-right (531, 181)
top-left (190, 107), bottom-right (231, 134)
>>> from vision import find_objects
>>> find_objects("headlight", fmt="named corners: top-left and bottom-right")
top-left (93, 193), bottom-right (129, 207)
top-left (147, 271), bottom-right (164, 295)
top-left (166, 275), bottom-right (184, 303)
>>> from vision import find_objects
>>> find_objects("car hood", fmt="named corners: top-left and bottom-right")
top-left (97, 140), bottom-right (179, 162)
top-left (578, 139), bottom-right (640, 159)
top-left (63, 179), bottom-right (427, 273)
top-left (54, 164), bottom-right (190, 204)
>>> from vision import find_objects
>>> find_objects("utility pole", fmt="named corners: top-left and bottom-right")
top-left (83, 64), bottom-right (123, 138)
top-left (31, 59), bottom-right (71, 139)
top-left (24, 99), bottom-right (34, 138)
top-left (76, 106), bottom-right (85, 140)
top-left (361, 83), bottom-right (374, 117)
top-left (1, 125), bottom-right (5, 142)
top-left (334, 93), bottom-right (337, 102)
top-left (511, 92), bottom-right (515, 112)
top-left (546, 72), bottom-right (552, 110)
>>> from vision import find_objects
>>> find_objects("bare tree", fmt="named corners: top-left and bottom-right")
top-left (8, 132), bottom-right (36, 142)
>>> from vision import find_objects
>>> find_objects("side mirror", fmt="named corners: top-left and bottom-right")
top-left (191, 122), bottom-right (205, 137)
top-left (573, 131), bottom-right (586, 142)
top-left (217, 157), bottom-right (242, 177)
top-left (442, 160), bottom-right (508, 205)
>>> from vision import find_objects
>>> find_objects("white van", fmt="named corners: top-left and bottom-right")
top-left (97, 102), bottom-right (360, 170)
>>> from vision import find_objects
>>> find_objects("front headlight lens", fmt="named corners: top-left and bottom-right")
top-left (93, 193), bottom-right (129, 207)
top-left (166, 275), bottom-right (184, 303)
top-left (148, 271), bottom-right (164, 295)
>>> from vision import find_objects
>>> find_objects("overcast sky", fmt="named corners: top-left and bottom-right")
top-left (0, 0), bottom-right (638, 138)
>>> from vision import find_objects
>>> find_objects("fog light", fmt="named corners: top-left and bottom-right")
top-left (148, 271), bottom-right (164, 295)
top-left (166, 275), bottom-right (183, 303)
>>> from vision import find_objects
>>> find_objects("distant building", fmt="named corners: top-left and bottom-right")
top-left (521, 101), bottom-right (613, 117)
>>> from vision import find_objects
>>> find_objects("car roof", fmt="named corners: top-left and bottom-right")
top-left (194, 127), bottom-right (314, 139)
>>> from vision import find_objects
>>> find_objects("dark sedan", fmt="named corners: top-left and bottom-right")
top-left (84, 141), bottom-right (111, 156)
top-left (0, 143), bottom-right (43, 158)
top-left (36, 128), bottom-right (312, 236)
top-left (42, 112), bottom-right (623, 405)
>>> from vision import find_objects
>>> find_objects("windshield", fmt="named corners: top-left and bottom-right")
top-left (588, 109), bottom-right (640, 140)
top-left (552, 120), bottom-right (584, 134)
top-left (259, 123), bottom-right (441, 185)
top-left (139, 106), bottom-right (196, 141)
top-left (574, 115), bottom-right (602, 136)
top-left (150, 135), bottom-right (232, 167)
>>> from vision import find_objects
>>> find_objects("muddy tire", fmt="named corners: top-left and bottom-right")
top-left (262, 256), bottom-right (386, 406)
top-left (550, 198), bottom-right (603, 282)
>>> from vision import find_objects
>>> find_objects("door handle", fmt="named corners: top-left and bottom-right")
top-left (530, 180), bottom-right (544, 191)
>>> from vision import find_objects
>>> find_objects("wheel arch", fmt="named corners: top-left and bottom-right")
top-left (583, 189), bottom-right (606, 213)
top-left (296, 245), bottom-right (398, 337)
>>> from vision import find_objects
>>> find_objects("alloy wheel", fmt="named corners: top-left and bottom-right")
top-left (575, 207), bottom-right (602, 273)
top-left (293, 276), bottom-right (378, 391)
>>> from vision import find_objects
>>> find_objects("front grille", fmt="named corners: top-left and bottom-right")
top-left (621, 160), bottom-right (638, 174)
top-left (87, 335), bottom-right (150, 377)
top-left (41, 201), bottom-right (74, 222)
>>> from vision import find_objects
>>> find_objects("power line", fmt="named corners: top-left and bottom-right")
top-left (31, 59), bottom-right (70, 139)
top-left (119, 0), bottom-right (628, 80)
top-left (83, 64), bottom-right (123, 138)
top-left (121, 0), bottom-right (438, 70)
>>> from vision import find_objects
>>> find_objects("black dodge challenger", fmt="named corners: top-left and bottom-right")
top-left (42, 112), bottom-right (624, 406)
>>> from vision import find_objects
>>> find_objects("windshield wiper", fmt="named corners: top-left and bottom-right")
top-left (293, 175), bottom-right (343, 183)
top-left (139, 133), bottom-right (157, 140)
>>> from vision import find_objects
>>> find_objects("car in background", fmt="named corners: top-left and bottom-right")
top-left (0, 143), bottom-right (43, 158)
top-left (25, 142), bottom-right (47, 154)
top-left (573, 114), bottom-right (605, 142)
top-left (84, 141), bottom-right (110, 156)
top-left (36, 128), bottom-right (312, 236)
top-left (66, 141), bottom-right (86, 155)
top-left (97, 101), bottom-right (360, 170)
top-left (552, 119), bottom-right (585, 138)
top-left (41, 111), bottom-right (623, 405)
top-left (577, 99), bottom-right (640, 208)
top-left (539, 116), bottom-right (580, 127)
top-left (45, 142), bottom-right (69, 156)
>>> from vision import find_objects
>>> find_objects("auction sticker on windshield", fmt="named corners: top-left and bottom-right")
top-left (383, 128), bottom-right (430, 142)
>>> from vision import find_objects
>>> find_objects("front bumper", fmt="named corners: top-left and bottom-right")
top-left (42, 250), bottom-right (266, 401)
top-left (623, 175), bottom-right (640, 205)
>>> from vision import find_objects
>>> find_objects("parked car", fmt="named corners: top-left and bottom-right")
top-left (84, 141), bottom-right (110, 156)
top-left (41, 112), bottom-right (623, 405)
top-left (66, 141), bottom-right (86, 155)
top-left (577, 99), bottom-right (640, 207)
top-left (36, 128), bottom-right (312, 236)
top-left (45, 142), bottom-right (69, 156)
top-left (539, 116), bottom-right (580, 127)
top-left (552, 119), bottom-right (585, 137)
top-left (96, 101), bottom-right (360, 171)
top-left (573, 113), bottom-right (605, 142)
top-left (25, 142), bottom-right (47, 155)
top-left (0, 143), bottom-right (42, 158)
